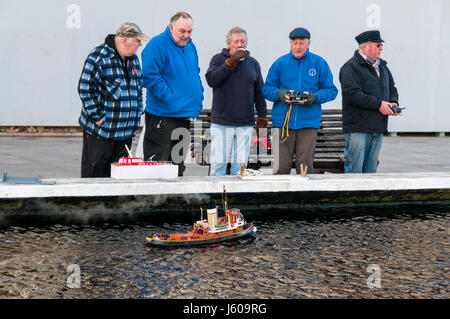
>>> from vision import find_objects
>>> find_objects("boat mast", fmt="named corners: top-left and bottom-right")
top-left (221, 186), bottom-right (224, 210)
top-left (223, 185), bottom-right (228, 213)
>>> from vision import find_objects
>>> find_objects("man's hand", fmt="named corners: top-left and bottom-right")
top-left (302, 92), bottom-right (318, 106)
top-left (95, 118), bottom-right (104, 126)
top-left (379, 101), bottom-right (396, 116)
top-left (277, 90), bottom-right (294, 104)
top-left (230, 49), bottom-right (248, 62)
top-left (255, 118), bottom-right (268, 129)
top-left (225, 49), bottom-right (249, 68)
top-left (255, 118), bottom-right (268, 137)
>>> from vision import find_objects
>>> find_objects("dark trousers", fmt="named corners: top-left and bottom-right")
top-left (81, 132), bottom-right (132, 178)
top-left (272, 127), bottom-right (318, 174)
top-left (143, 112), bottom-right (191, 176)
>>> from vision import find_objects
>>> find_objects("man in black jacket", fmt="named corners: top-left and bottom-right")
top-left (339, 30), bottom-right (399, 173)
top-left (205, 26), bottom-right (267, 176)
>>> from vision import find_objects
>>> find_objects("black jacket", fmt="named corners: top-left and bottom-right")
top-left (205, 49), bottom-right (267, 126)
top-left (339, 51), bottom-right (399, 133)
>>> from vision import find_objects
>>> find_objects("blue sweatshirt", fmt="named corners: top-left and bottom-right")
top-left (205, 49), bottom-right (267, 126)
top-left (262, 50), bottom-right (338, 129)
top-left (141, 26), bottom-right (204, 118)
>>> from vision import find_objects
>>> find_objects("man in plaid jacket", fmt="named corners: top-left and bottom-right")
top-left (78, 22), bottom-right (149, 177)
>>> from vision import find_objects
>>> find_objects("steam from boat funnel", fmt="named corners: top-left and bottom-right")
top-left (207, 200), bottom-right (216, 210)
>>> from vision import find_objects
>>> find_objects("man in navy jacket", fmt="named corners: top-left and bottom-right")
top-left (339, 30), bottom-right (399, 173)
top-left (205, 26), bottom-right (267, 176)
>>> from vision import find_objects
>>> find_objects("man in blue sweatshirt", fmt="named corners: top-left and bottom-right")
top-left (262, 27), bottom-right (337, 175)
top-left (141, 11), bottom-right (203, 176)
top-left (205, 26), bottom-right (267, 176)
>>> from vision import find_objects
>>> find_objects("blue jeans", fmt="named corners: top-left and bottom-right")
top-left (344, 133), bottom-right (383, 173)
top-left (209, 123), bottom-right (254, 176)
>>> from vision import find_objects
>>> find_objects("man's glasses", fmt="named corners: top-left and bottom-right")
top-left (366, 42), bottom-right (383, 48)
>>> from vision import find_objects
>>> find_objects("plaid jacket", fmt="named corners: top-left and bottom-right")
top-left (78, 41), bottom-right (144, 140)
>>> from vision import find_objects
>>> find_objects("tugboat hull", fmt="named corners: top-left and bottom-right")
top-left (146, 224), bottom-right (256, 247)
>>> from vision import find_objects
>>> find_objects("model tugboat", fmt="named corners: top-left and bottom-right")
top-left (146, 188), bottom-right (256, 247)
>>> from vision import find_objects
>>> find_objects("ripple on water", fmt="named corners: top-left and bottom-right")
top-left (0, 207), bottom-right (448, 298)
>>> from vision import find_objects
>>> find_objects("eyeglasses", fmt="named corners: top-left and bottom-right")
top-left (366, 42), bottom-right (383, 48)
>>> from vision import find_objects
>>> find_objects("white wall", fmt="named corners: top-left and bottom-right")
top-left (0, 0), bottom-right (449, 132)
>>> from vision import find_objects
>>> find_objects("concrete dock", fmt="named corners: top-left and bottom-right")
top-left (2, 135), bottom-right (450, 178)
top-left (1, 135), bottom-right (450, 213)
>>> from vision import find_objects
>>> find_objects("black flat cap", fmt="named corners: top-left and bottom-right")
top-left (289, 27), bottom-right (311, 39)
top-left (355, 30), bottom-right (384, 44)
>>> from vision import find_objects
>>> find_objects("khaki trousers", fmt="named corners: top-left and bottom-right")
top-left (272, 127), bottom-right (318, 174)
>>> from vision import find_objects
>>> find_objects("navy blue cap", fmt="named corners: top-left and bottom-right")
top-left (355, 30), bottom-right (384, 44)
top-left (289, 27), bottom-right (311, 39)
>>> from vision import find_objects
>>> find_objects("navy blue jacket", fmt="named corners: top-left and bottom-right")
top-left (205, 49), bottom-right (267, 126)
top-left (339, 51), bottom-right (399, 133)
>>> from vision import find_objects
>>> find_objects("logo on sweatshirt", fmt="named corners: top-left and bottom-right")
top-left (309, 68), bottom-right (317, 77)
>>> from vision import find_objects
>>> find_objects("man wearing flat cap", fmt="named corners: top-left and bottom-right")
top-left (78, 22), bottom-right (149, 177)
top-left (262, 27), bottom-right (338, 175)
top-left (339, 30), bottom-right (399, 173)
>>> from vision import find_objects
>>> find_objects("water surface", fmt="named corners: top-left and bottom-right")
top-left (0, 205), bottom-right (448, 299)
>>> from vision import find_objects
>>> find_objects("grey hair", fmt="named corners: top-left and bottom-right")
top-left (170, 11), bottom-right (193, 25)
top-left (226, 26), bottom-right (247, 43)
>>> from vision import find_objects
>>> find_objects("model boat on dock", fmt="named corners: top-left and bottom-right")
top-left (146, 189), bottom-right (256, 247)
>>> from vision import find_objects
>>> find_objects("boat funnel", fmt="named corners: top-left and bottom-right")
top-left (207, 200), bottom-right (218, 229)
